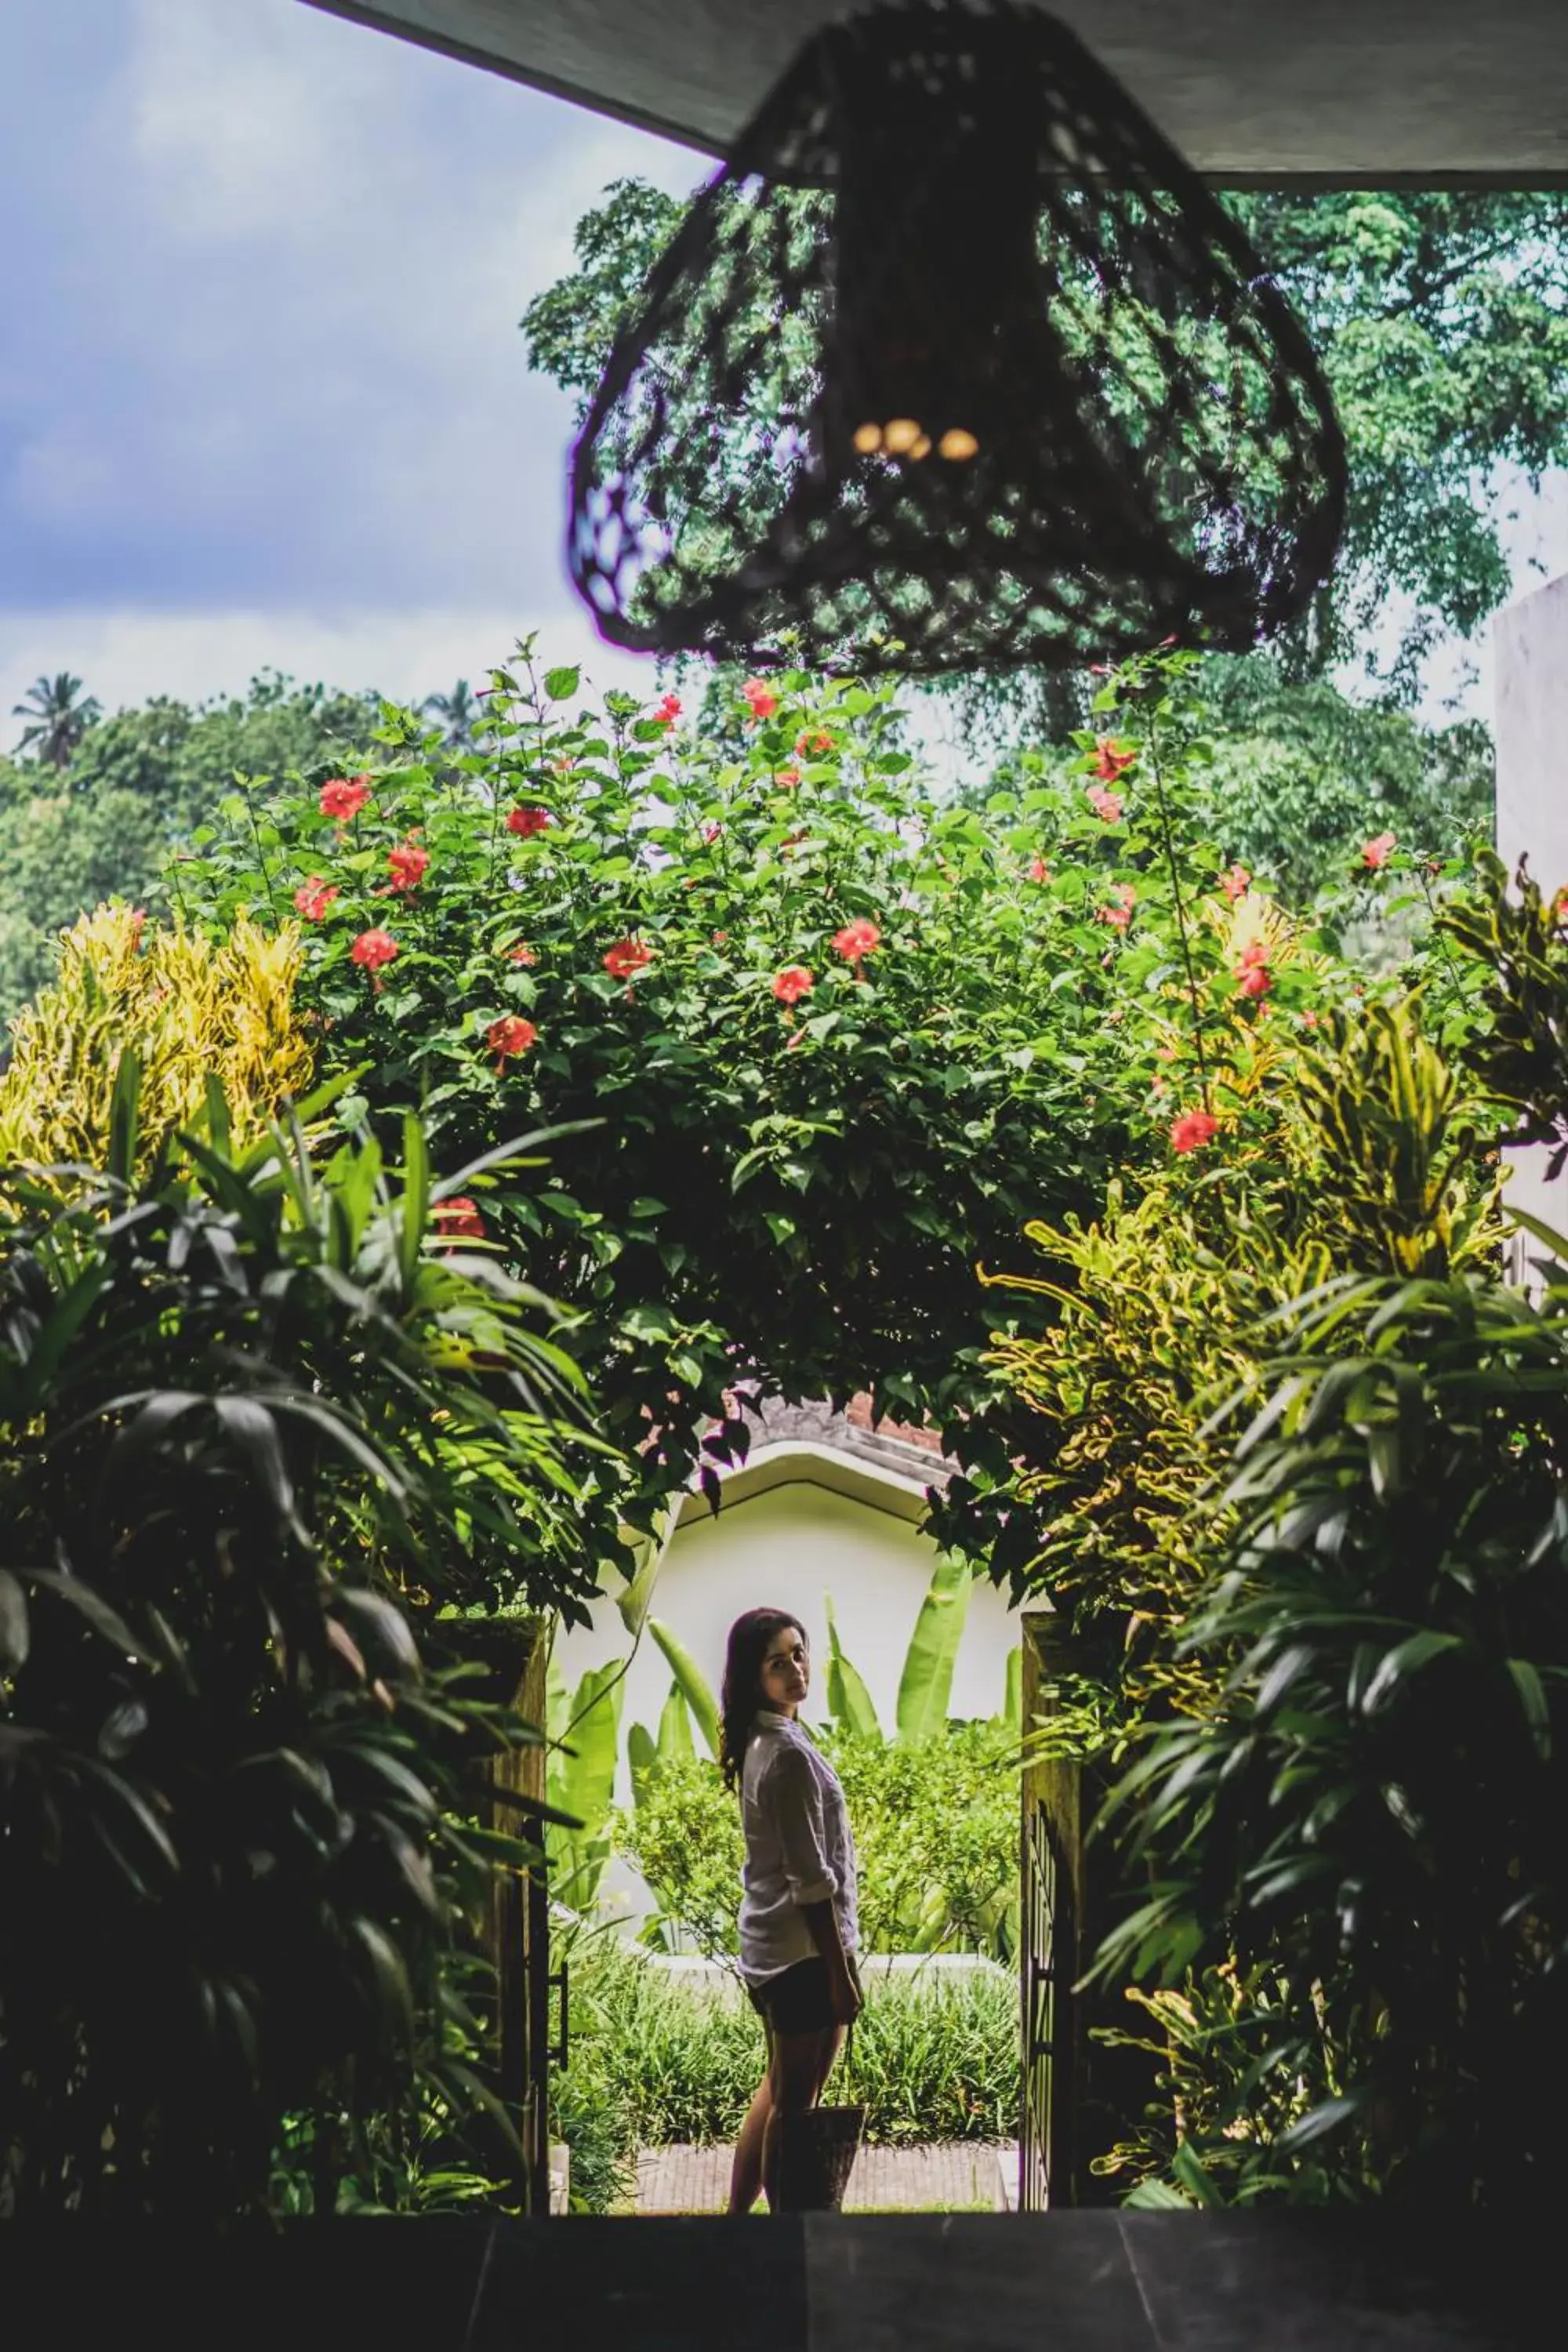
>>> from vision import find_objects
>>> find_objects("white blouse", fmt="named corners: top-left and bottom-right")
top-left (739, 1710), bottom-right (859, 1985)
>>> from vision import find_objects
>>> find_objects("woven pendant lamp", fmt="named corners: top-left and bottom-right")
top-left (568, 0), bottom-right (1347, 676)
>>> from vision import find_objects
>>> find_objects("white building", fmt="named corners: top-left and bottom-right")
top-left (551, 1397), bottom-right (1020, 1923)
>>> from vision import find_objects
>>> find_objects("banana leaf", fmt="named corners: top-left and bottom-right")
top-left (895, 1555), bottom-right (971, 1744)
top-left (655, 1677), bottom-right (697, 1766)
top-left (825, 1592), bottom-right (881, 1737)
top-left (647, 1618), bottom-right (720, 1758)
top-left (546, 1657), bottom-right (624, 1906)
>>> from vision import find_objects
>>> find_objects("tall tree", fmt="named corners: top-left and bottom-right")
top-left (11, 673), bottom-right (103, 770)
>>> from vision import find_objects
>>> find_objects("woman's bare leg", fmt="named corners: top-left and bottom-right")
top-left (728, 2072), bottom-right (772, 2214)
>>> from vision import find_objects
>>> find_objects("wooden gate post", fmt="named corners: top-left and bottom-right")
top-left (462, 1613), bottom-right (552, 2213)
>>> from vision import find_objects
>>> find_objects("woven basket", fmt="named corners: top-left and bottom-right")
top-left (775, 2100), bottom-right (866, 2212)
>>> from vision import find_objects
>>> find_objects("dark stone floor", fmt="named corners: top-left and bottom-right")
top-left (0, 2212), bottom-right (1544, 2351)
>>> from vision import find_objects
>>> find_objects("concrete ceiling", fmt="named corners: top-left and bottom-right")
top-left (304, 1), bottom-right (1568, 183)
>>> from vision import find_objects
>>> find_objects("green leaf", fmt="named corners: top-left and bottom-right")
top-left (25, 1569), bottom-right (151, 1661)
top-left (0, 1570), bottom-right (29, 1672)
top-left (543, 666), bottom-right (581, 701)
top-left (1003, 1643), bottom-right (1022, 1737)
top-left (546, 1657), bottom-right (625, 1906)
top-left (1505, 1657), bottom-right (1552, 1758)
top-left (1360, 1629), bottom-right (1461, 1715)
top-left (655, 1678), bottom-right (696, 1768)
top-left (824, 1593), bottom-right (881, 1738)
top-left (627, 1720), bottom-right (658, 1802)
top-left (895, 1555), bottom-right (971, 1744)
top-left (647, 1618), bottom-right (720, 1758)
top-left (107, 1047), bottom-right (143, 1185)
top-left (399, 1111), bottom-right (430, 1291)
top-left (614, 1525), bottom-right (667, 1638)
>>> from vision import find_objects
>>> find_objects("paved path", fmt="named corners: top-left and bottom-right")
top-left (636, 2141), bottom-right (1014, 2213)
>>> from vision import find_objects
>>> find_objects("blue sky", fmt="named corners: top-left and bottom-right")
top-left (5, 0), bottom-right (1568, 742)
top-left (1, 0), bottom-right (701, 725)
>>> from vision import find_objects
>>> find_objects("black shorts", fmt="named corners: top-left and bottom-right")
top-left (746, 1954), bottom-right (861, 2036)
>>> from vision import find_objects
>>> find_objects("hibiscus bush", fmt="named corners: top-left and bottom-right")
top-left (171, 645), bottom-right (1364, 1571)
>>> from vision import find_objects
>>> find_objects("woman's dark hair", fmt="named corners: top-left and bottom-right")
top-left (720, 1608), bottom-right (805, 1791)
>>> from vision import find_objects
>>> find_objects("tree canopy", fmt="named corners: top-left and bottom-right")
top-left (173, 644), bottom-right (1408, 1584)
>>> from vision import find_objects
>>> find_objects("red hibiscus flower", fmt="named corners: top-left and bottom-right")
top-left (795, 727), bottom-right (833, 757)
top-left (293, 876), bottom-right (339, 922)
top-left (1092, 737), bottom-right (1137, 782)
top-left (831, 917), bottom-right (881, 967)
top-left (1027, 856), bottom-right (1051, 884)
top-left (654, 692), bottom-right (681, 728)
top-left (387, 837), bottom-right (429, 894)
top-left (1221, 862), bottom-right (1250, 902)
top-left (772, 964), bottom-right (815, 1006)
top-left (742, 678), bottom-right (778, 721)
top-left (320, 774), bottom-right (372, 822)
top-left (1098, 883), bottom-right (1136, 932)
top-left (604, 938), bottom-right (653, 980)
top-left (431, 1195), bottom-right (485, 1243)
top-left (350, 928), bottom-right (398, 985)
top-left (487, 1014), bottom-right (539, 1069)
top-left (507, 805), bottom-right (551, 837)
top-left (1171, 1109), bottom-right (1219, 1154)
top-left (1086, 782), bottom-right (1124, 824)
top-left (701, 821), bottom-right (723, 844)
top-left (1362, 830), bottom-right (1396, 869)
top-left (775, 764), bottom-right (801, 788)
top-left (1233, 938), bottom-right (1273, 999)
top-left (504, 940), bottom-right (538, 966)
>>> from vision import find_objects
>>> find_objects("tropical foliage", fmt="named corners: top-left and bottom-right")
top-left (969, 805), bottom-right (1568, 2209)
top-left (0, 904), bottom-right (314, 1178)
top-left (979, 1000), bottom-right (1501, 1717)
top-left (0, 1076), bottom-right (603, 2216)
top-left (174, 644), bottom-right (1327, 1574)
top-left (1101, 1260), bottom-right (1568, 2212)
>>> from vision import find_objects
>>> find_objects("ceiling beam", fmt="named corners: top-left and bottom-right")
top-left (302, 1), bottom-right (1568, 184)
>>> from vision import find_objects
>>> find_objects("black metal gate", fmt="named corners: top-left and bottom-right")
top-left (1019, 1796), bottom-right (1075, 2210)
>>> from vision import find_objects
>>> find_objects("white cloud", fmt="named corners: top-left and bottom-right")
top-left (0, 599), bottom-right (663, 735)
top-left (1, 0), bottom-right (704, 702)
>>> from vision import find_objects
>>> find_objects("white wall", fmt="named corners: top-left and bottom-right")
top-left (1494, 574), bottom-right (1568, 1262)
top-left (552, 1446), bottom-right (1019, 1816)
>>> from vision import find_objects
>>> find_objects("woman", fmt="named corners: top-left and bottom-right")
top-left (721, 1607), bottom-right (862, 2216)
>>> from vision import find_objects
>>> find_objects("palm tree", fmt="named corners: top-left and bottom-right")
top-left (421, 679), bottom-right (481, 751)
top-left (12, 673), bottom-right (103, 770)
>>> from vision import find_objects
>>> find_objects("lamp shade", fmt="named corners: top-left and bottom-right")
top-left (568, 0), bottom-right (1347, 675)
